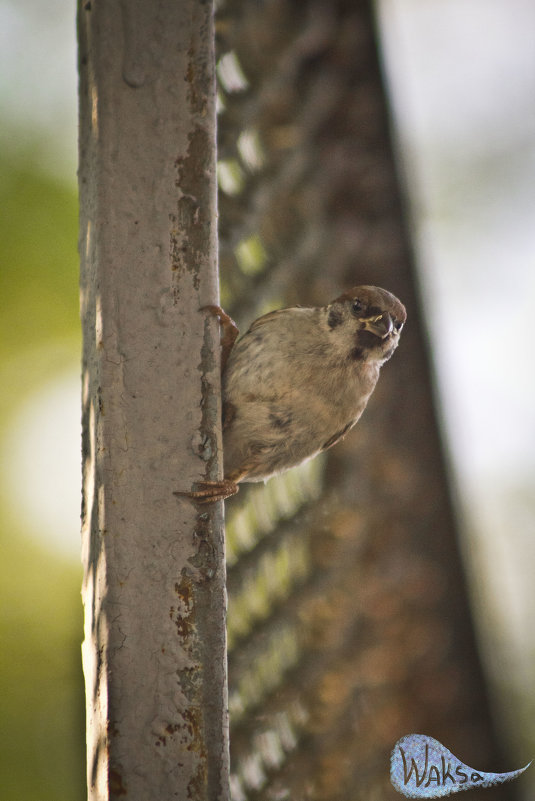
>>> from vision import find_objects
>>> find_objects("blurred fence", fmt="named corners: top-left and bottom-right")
top-left (215, 2), bottom-right (509, 799)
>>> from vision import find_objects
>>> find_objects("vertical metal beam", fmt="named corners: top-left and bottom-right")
top-left (78, 1), bottom-right (229, 799)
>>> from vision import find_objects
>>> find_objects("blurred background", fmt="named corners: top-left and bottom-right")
top-left (0, 0), bottom-right (533, 799)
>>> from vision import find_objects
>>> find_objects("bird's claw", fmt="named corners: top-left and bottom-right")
top-left (174, 479), bottom-right (239, 504)
top-left (201, 305), bottom-right (239, 372)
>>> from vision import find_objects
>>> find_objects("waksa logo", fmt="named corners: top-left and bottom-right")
top-left (391, 734), bottom-right (530, 798)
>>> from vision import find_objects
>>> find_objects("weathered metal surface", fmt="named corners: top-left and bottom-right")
top-left (78, 0), bottom-right (229, 798)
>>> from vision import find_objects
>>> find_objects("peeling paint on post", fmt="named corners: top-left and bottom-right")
top-left (78, 1), bottom-right (229, 799)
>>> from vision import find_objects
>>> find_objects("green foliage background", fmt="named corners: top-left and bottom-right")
top-left (0, 152), bottom-right (85, 800)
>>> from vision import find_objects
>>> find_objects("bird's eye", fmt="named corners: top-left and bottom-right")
top-left (351, 299), bottom-right (363, 315)
top-left (394, 320), bottom-right (403, 331)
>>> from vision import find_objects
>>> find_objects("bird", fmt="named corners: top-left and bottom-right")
top-left (177, 285), bottom-right (406, 503)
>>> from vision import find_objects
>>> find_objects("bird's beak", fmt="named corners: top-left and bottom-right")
top-left (361, 312), bottom-right (393, 339)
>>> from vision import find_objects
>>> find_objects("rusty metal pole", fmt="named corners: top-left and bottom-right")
top-left (78, 1), bottom-right (229, 799)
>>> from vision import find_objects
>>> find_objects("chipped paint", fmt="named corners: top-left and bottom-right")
top-left (171, 125), bottom-right (214, 292)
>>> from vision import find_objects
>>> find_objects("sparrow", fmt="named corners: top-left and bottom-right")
top-left (178, 285), bottom-right (406, 503)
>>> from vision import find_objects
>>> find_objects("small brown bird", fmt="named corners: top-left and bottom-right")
top-left (180, 285), bottom-right (406, 503)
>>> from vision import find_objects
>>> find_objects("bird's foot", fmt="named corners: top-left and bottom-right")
top-left (174, 479), bottom-right (239, 504)
top-left (201, 305), bottom-right (239, 372)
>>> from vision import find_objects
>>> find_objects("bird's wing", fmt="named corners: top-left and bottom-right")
top-left (320, 420), bottom-right (355, 452)
top-left (247, 306), bottom-right (303, 333)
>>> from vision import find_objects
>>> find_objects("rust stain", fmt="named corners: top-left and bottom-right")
top-left (109, 767), bottom-right (127, 796)
top-left (173, 576), bottom-right (196, 638)
top-left (166, 722), bottom-right (181, 735)
top-left (182, 707), bottom-right (203, 752)
top-left (188, 763), bottom-right (208, 801)
top-left (175, 579), bottom-right (192, 605)
top-left (183, 705), bottom-right (207, 800)
top-left (174, 613), bottom-right (193, 638)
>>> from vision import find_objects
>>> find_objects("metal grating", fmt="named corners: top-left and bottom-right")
top-left (215, 2), bottom-right (511, 799)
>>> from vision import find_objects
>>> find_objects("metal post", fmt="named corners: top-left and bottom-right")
top-left (78, 1), bottom-right (229, 798)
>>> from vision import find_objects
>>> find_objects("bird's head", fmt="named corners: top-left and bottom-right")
top-left (326, 285), bottom-right (406, 363)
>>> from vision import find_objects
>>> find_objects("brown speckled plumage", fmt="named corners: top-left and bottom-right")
top-left (179, 286), bottom-right (406, 502)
